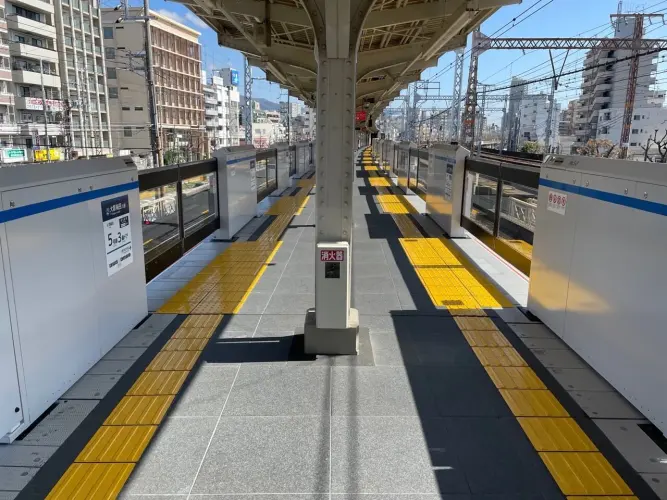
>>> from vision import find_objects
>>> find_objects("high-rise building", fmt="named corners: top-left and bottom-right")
top-left (5, 0), bottom-right (66, 158)
top-left (280, 100), bottom-right (300, 122)
top-left (573, 14), bottom-right (667, 158)
top-left (504, 77), bottom-right (526, 151)
top-left (102, 8), bottom-right (204, 166)
top-left (57, 0), bottom-right (112, 157)
top-left (0, 0), bottom-right (112, 162)
top-left (517, 93), bottom-right (560, 151)
top-left (203, 70), bottom-right (240, 151)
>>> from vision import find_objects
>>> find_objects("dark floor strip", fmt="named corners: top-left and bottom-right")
top-left (248, 215), bottom-right (278, 241)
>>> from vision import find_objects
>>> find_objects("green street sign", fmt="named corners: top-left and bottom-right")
top-left (5, 149), bottom-right (24, 158)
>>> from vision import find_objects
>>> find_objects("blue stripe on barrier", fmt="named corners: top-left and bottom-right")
top-left (0, 181), bottom-right (139, 224)
top-left (227, 155), bottom-right (255, 165)
top-left (539, 177), bottom-right (667, 217)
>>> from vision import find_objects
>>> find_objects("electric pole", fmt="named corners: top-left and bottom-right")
top-left (116, 0), bottom-right (161, 167)
top-left (244, 57), bottom-right (252, 145)
top-left (451, 47), bottom-right (465, 142)
top-left (143, 0), bottom-right (160, 167)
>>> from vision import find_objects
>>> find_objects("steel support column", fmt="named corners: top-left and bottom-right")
top-left (300, 0), bottom-right (373, 354)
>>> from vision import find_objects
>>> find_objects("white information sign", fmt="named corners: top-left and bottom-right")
top-left (102, 195), bottom-right (133, 276)
top-left (547, 190), bottom-right (567, 215)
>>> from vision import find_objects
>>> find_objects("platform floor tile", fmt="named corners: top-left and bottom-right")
top-left (104, 396), bottom-right (174, 425)
top-left (46, 463), bottom-right (134, 500)
top-left (76, 426), bottom-right (156, 462)
top-left (518, 417), bottom-right (597, 452)
top-left (540, 452), bottom-right (633, 496)
top-left (500, 389), bottom-right (569, 417)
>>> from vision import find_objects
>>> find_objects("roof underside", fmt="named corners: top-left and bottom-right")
top-left (175, 0), bottom-right (520, 119)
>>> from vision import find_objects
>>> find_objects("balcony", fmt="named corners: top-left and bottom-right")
top-left (0, 123), bottom-right (21, 134)
top-left (574, 114), bottom-right (588, 124)
top-left (0, 94), bottom-right (13, 105)
top-left (19, 122), bottom-right (62, 136)
top-left (12, 69), bottom-right (60, 87)
top-left (592, 95), bottom-right (611, 108)
top-left (15, 96), bottom-right (63, 111)
top-left (0, 68), bottom-right (11, 81)
top-left (6, 14), bottom-right (56, 37)
top-left (575, 128), bottom-right (589, 136)
top-left (205, 107), bottom-right (216, 116)
top-left (10, 43), bottom-right (58, 63)
top-left (595, 83), bottom-right (612, 92)
top-left (10, 0), bottom-right (54, 14)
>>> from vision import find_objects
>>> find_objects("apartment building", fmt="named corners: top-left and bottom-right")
top-left (573, 14), bottom-right (667, 158)
top-left (5, 0), bottom-right (63, 156)
top-left (0, 0), bottom-right (112, 161)
top-left (102, 8), bottom-right (204, 166)
top-left (517, 93), bottom-right (560, 151)
top-left (203, 70), bottom-right (240, 151)
top-left (56, 0), bottom-right (112, 156)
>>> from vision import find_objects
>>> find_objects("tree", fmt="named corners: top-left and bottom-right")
top-left (576, 139), bottom-right (620, 159)
top-left (639, 130), bottom-right (667, 163)
top-left (521, 141), bottom-right (541, 154)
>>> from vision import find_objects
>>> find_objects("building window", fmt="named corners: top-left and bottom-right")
top-left (632, 128), bottom-right (638, 134)
top-left (109, 87), bottom-right (118, 98)
top-left (103, 27), bottom-right (113, 39)
top-left (122, 106), bottom-right (130, 110)
top-left (630, 142), bottom-right (637, 146)
top-left (105, 47), bottom-right (115, 59)
top-left (604, 112), bottom-right (611, 120)
top-left (107, 67), bottom-right (116, 79)
top-left (14, 6), bottom-right (41, 22)
top-left (634, 114), bottom-right (640, 120)
top-left (123, 126), bottom-right (132, 137)
top-left (134, 106), bottom-right (143, 111)
top-left (19, 86), bottom-right (30, 97)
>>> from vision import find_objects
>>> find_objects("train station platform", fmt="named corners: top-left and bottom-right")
top-left (4, 148), bottom-right (665, 499)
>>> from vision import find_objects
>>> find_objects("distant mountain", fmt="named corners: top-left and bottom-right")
top-left (240, 96), bottom-right (280, 112)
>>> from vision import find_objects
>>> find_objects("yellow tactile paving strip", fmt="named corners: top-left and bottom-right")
top-left (158, 176), bottom-right (314, 315)
top-left (358, 147), bottom-right (636, 499)
top-left (47, 463), bottom-right (135, 500)
top-left (47, 175), bottom-right (317, 499)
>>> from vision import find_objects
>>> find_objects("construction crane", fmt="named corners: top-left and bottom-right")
top-left (462, 14), bottom-right (667, 158)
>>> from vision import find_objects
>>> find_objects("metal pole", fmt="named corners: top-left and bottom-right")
top-left (451, 47), bottom-right (464, 141)
top-left (143, 0), bottom-right (161, 167)
top-left (39, 58), bottom-right (51, 162)
top-left (462, 27), bottom-right (480, 147)
top-left (244, 57), bottom-right (252, 145)
top-left (477, 84), bottom-right (487, 155)
top-left (287, 92), bottom-right (291, 145)
top-left (499, 95), bottom-right (507, 154)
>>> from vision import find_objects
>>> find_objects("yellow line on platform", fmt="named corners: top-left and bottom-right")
top-left (357, 146), bottom-right (635, 499)
top-left (47, 172), bottom-right (317, 500)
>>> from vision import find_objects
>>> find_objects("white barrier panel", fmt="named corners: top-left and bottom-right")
top-left (214, 145), bottom-right (257, 240)
top-left (275, 143), bottom-right (291, 190)
top-left (0, 157), bottom-right (147, 442)
top-left (529, 154), bottom-right (667, 434)
top-left (426, 144), bottom-right (469, 238)
top-left (396, 142), bottom-right (413, 193)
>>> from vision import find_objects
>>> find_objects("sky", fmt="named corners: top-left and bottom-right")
top-left (110, 0), bottom-right (667, 115)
